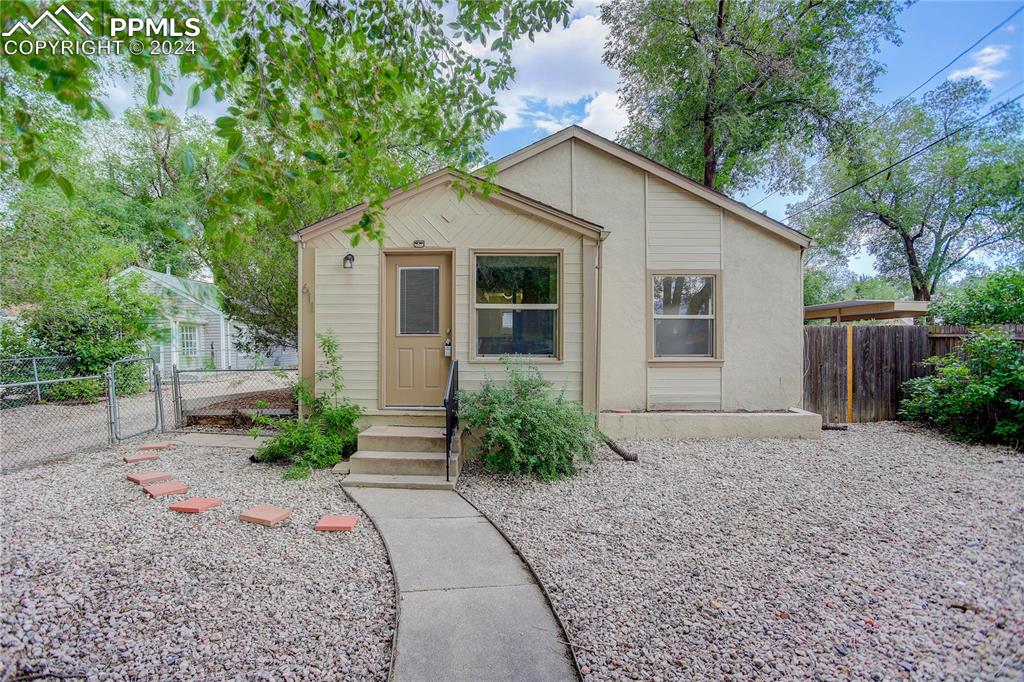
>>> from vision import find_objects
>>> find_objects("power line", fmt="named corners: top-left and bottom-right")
top-left (751, 2), bottom-right (1024, 209)
top-left (784, 90), bottom-right (1024, 220)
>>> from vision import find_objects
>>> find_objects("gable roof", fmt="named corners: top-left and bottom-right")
top-left (120, 267), bottom-right (223, 313)
top-left (292, 169), bottom-right (608, 245)
top-left (493, 125), bottom-right (813, 249)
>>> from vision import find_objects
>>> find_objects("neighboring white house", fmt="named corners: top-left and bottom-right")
top-left (119, 267), bottom-right (296, 375)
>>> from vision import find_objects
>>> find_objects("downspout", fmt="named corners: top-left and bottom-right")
top-left (219, 315), bottom-right (228, 369)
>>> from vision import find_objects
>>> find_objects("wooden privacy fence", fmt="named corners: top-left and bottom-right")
top-left (803, 324), bottom-right (1024, 423)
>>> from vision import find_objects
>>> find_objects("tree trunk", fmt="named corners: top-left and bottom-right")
top-left (701, 0), bottom-right (727, 189)
top-left (899, 232), bottom-right (930, 301)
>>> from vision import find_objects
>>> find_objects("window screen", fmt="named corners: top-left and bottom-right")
top-left (399, 267), bottom-right (439, 335)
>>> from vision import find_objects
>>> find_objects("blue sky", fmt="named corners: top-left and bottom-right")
top-left (479, 0), bottom-right (1024, 274)
top-left (106, 1), bottom-right (1023, 276)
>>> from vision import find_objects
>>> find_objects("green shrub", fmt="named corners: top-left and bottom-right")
top-left (931, 266), bottom-right (1024, 324)
top-left (458, 361), bottom-right (601, 481)
top-left (12, 275), bottom-right (161, 402)
top-left (900, 327), bottom-right (1024, 447)
top-left (252, 333), bottom-right (363, 478)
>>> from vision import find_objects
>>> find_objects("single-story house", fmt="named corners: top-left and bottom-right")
top-left (118, 267), bottom-right (296, 375)
top-left (294, 125), bottom-right (820, 462)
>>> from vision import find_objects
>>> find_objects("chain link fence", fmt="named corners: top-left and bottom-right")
top-left (1, 355), bottom-right (165, 472)
top-left (1, 356), bottom-right (299, 471)
top-left (172, 367), bottom-right (297, 429)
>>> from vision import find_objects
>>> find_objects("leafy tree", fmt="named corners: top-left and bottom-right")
top-left (793, 79), bottom-right (1024, 300)
top-left (842, 274), bottom-right (908, 301)
top-left (1, 108), bottom-right (213, 305)
top-left (1, 0), bottom-right (573, 246)
top-left (931, 265), bottom-right (1024, 324)
top-left (804, 268), bottom-right (845, 307)
top-left (601, 0), bottom-right (902, 191)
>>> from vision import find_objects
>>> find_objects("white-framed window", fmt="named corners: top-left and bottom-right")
top-left (652, 274), bottom-right (716, 357)
top-left (397, 266), bottom-right (440, 335)
top-left (474, 253), bottom-right (559, 358)
top-left (180, 324), bottom-right (200, 357)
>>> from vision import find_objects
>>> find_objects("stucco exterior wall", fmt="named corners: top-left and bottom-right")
top-left (499, 138), bottom-right (805, 413)
top-left (309, 183), bottom-right (587, 411)
top-left (498, 140), bottom-right (649, 410)
top-left (720, 214), bottom-right (804, 410)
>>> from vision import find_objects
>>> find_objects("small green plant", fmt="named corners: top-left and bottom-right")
top-left (251, 333), bottom-right (363, 478)
top-left (458, 360), bottom-right (601, 481)
top-left (900, 327), bottom-right (1024, 448)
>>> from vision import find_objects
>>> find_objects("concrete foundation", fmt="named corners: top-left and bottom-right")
top-left (599, 408), bottom-right (822, 440)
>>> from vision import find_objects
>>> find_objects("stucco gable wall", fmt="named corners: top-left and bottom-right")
top-left (498, 139), bottom-right (804, 412)
top-left (721, 213), bottom-right (803, 410)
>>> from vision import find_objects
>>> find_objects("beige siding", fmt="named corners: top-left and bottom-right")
top-left (647, 366), bottom-right (722, 410)
top-left (568, 142), bottom-right (648, 410)
top-left (646, 176), bottom-right (722, 270)
top-left (311, 184), bottom-right (585, 409)
top-left (499, 138), bottom-right (804, 413)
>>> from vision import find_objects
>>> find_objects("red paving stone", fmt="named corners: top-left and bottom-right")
top-left (123, 452), bottom-right (158, 464)
top-left (140, 442), bottom-right (173, 450)
top-left (314, 515), bottom-right (359, 532)
top-left (240, 505), bottom-right (291, 527)
top-left (127, 471), bottom-right (172, 485)
top-left (143, 481), bottom-right (188, 498)
top-left (170, 498), bottom-right (222, 514)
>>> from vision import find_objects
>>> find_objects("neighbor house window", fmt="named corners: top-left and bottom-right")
top-left (180, 324), bottom-right (199, 357)
top-left (652, 275), bottom-right (715, 357)
top-left (475, 253), bottom-right (559, 357)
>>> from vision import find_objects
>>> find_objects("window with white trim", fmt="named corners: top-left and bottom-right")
top-left (475, 254), bottom-right (558, 357)
top-left (180, 324), bottom-right (200, 357)
top-left (652, 275), bottom-right (715, 357)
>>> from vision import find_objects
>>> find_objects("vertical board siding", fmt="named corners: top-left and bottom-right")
top-left (803, 324), bottom-right (1024, 422)
top-left (645, 176), bottom-right (722, 270)
top-left (311, 184), bottom-right (585, 409)
top-left (647, 366), bottom-right (722, 411)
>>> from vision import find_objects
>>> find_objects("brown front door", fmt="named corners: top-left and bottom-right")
top-left (384, 253), bottom-right (452, 407)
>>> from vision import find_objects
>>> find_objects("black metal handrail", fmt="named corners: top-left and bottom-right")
top-left (443, 360), bottom-right (459, 482)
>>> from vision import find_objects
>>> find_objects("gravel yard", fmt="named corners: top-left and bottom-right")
top-left (1, 441), bottom-right (394, 681)
top-left (459, 422), bottom-right (1024, 681)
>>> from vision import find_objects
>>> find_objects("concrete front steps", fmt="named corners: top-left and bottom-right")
top-left (341, 425), bottom-right (460, 490)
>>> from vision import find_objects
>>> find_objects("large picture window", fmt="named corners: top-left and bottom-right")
top-left (652, 275), bottom-right (715, 357)
top-left (474, 253), bottom-right (559, 357)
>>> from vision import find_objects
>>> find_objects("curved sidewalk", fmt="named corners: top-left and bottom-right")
top-left (346, 488), bottom-right (577, 682)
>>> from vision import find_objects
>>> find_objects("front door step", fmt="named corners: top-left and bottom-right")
top-left (341, 473), bottom-right (457, 491)
top-left (357, 425), bottom-right (458, 454)
top-left (349, 450), bottom-right (457, 477)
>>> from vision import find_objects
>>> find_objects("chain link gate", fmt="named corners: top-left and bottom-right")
top-left (109, 356), bottom-right (164, 441)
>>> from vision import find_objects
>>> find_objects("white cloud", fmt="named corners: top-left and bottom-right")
top-left (1003, 24), bottom-right (1016, 33)
top-left (493, 7), bottom-right (623, 136)
top-left (580, 90), bottom-right (626, 137)
top-left (948, 44), bottom-right (1011, 86)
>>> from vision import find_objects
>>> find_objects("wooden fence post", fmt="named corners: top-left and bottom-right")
top-left (846, 325), bottom-right (854, 423)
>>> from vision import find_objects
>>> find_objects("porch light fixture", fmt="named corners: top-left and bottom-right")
top-left (343, 253), bottom-right (355, 269)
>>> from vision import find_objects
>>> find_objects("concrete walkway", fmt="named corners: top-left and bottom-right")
top-left (346, 488), bottom-right (577, 682)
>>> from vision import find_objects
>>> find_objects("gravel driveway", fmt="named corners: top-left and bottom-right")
top-left (1, 441), bottom-right (395, 680)
top-left (459, 422), bottom-right (1023, 681)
